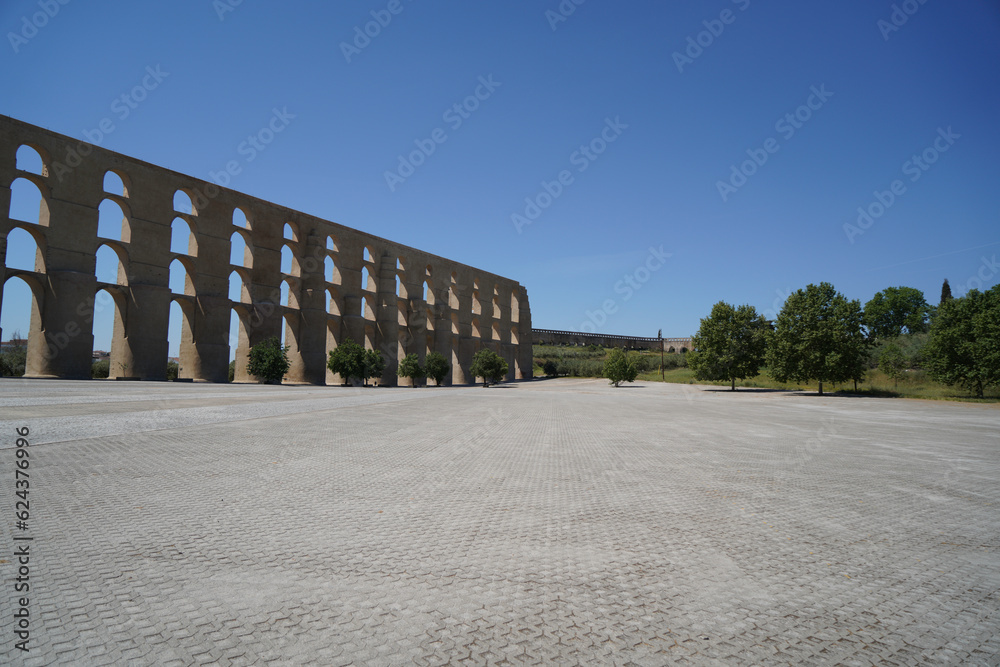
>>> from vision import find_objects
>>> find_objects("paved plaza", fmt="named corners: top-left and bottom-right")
top-left (0, 377), bottom-right (998, 666)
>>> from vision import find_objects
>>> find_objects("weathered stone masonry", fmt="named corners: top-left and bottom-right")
top-left (0, 116), bottom-right (533, 385)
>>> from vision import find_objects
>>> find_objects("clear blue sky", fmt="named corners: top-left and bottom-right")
top-left (2, 0), bottom-right (998, 354)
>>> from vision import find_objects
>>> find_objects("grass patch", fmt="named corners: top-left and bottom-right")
top-left (535, 344), bottom-right (998, 403)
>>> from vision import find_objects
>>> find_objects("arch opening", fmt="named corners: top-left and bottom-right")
top-left (98, 199), bottom-right (130, 242)
top-left (166, 300), bottom-right (192, 379)
top-left (229, 270), bottom-right (250, 304)
top-left (233, 207), bottom-right (250, 229)
top-left (171, 217), bottom-right (197, 256)
top-left (0, 276), bottom-right (35, 377)
top-left (280, 279), bottom-right (293, 308)
top-left (169, 258), bottom-right (194, 295)
top-left (324, 255), bottom-right (340, 285)
top-left (91, 287), bottom-right (126, 378)
top-left (327, 288), bottom-right (341, 317)
top-left (4, 227), bottom-right (43, 273)
top-left (103, 170), bottom-right (128, 198)
top-left (95, 243), bottom-right (127, 286)
top-left (9, 177), bottom-right (46, 226)
top-left (281, 244), bottom-right (299, 276)
top-left (173, 190), bottom-right (194, 216)
top-left (230, 230), bottom-right (252, 268)
top-left (15, 145), bottom-right (45, 175)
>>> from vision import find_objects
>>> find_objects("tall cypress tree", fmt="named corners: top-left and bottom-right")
top-left (940, 278), bottom-right (953, 305)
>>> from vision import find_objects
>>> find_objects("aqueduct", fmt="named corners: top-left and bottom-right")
top-left (532, 328), bottom-right (691, 353)
top-left (0, 116), bottom-right (533, 385)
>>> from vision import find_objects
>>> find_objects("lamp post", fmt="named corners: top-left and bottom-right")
top-left (657, 328), bottom-right (663, 380)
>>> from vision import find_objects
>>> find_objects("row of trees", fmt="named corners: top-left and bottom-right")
top-left (244, 335), bottom-right (511, 387)
top-left (686, 282), bottom-right (1000, 397)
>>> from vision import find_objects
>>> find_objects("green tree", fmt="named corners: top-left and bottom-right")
top-left (425, 351), bottom-right (450, 386)
top-left (940, 278), bottom-right (953, 305)
top-left (397, 353), bottom-right (425, 386)
top-left (247, 336), bottom-right (290, 384)
top-left (543, 360), bottom-right (559, 377)
top-left (877, 342), bottom-right (907, 390)
top-left (91, 359), bottom-right (110, 379)
top-left (863, 286), bottom-right (930, 339)
top-left (0, 331), bottom-right (27, 377)
top-left (363, 348), bottom-right (386, 386)
top-left (687, 301), bottom-right (770, 391)
top-left (167, 360), bottom-right (179, 381)
top-left (470, 348), bottom-right (508, 387)
top-left (767, 282), bottom-right (869, 395)
top-left (922, 285), bottom-right (1000, 398)
top-left (603, 347), bottom-right (638, 387)
top-left (327, 338), bottom-right (366, 385)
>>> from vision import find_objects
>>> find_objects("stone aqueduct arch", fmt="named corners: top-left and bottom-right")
top-left (0, 116), bottom-right (533, 385)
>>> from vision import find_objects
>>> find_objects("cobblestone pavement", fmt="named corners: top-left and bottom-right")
top-left (1, 378), bottom-right (998, 666)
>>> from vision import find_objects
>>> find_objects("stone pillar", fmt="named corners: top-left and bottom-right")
top-left (517, 288), bottom-right (533, 379)
top-left (376, 254), bottom-right (400, 386)
top-left (25, 173), bottom-right (96, 379)
top-left (287, 229), bottom-right (327, 385)
top-left (240, 207), bottom-right (283, 382)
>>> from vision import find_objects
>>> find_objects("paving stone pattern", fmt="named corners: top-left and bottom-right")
top-left (1, 378), bottom-right (998, 666)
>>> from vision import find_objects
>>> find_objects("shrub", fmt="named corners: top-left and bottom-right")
top-left (167, 360), bottom-right (179, 381)
top-left (91, 359), bottom-right (110, 379)
top-left (363, 348), bottom-right (386, 386)
top-left (470, 348), bottom-right (508, 387)
top-left (425, 351), bottom-right (450, 386)
top-left (604, 348), bottom-right (638, 387)
top-left (397, 353), bottom-right (425, 385)
top-left (247, 336), bottom-right (290, 384)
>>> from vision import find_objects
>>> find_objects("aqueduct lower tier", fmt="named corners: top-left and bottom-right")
top-left (0, 116), bottom-right (533, 385)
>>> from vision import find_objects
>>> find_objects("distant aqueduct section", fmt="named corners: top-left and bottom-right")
top-left (0, 116), bottom-right (532, 385)
top-left (533, 328), bottom-right (692, 353)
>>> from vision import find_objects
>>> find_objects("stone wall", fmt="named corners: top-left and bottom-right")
top-left (0, 115), bottom-right (532, 385)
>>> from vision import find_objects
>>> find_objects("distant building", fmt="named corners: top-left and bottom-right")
top-left (92, 350), bottom-right (110, 363)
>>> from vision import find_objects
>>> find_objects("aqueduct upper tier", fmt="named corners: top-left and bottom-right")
top-left (0, 115), bottom-right (533, 385)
